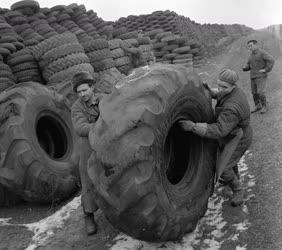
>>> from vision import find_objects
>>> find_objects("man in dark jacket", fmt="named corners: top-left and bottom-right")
top-left (243, 39), bottom-right (274, 114)
top-left (71, 71), bottom-right (101, 235)
top-left (179, 69), bottom-right (253, 206)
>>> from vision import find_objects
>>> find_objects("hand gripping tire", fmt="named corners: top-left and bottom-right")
top-left (88, 63), bottom-right (217, 242)
top-left (0, 82), bottom-right (79, 205)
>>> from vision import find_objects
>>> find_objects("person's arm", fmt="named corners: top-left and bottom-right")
top-left (242, 58), bottom-right (251, 71)
top-left (262, 50), bottom-right (275, 72)
top-left (71, 103), bottom-right (92, 137)
top-left (179, 107), bottom-right (240, 139)
top-left (203, 82), bottom-right (219, 99)
top-left (204, 107), bottom-right (240, 139)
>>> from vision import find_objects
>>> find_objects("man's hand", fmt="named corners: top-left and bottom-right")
top-left (178, 120), bottom-right (195, 131)
top-left (259, 69), bottom-right (266, 73)
top-left (203, 82), bottom-right (211, 91)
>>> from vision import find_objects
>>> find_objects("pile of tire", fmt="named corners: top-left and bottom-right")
top-left (190, 42), bottom-right (207, 68)
top-left (83, 38), bottom-right (116, 73)
top-left (7, 48), bottom-right (42, 83)
top-left (137, 35), bottom-right (155, 63)
top-left (0, 82), bottom-right (79, 206)
top-left (32, 32), bottom-right (94, 85)
top-left (68, 4), bottom-right (100, 39)
top-left (26, 12), bottom-right (58, 39)
top-left (41, 8), bottom-right (69, 34)
top-left (5, 9), bottom-right (44, 47)
top-left (0, 60), bottom-right (16, 91)
top-left (146, 29), bottom-right (193, 68)
top-left (46, 5), bottom-right (93, 45)
top-left (87, 63), bottom-right (217, 242)
top-left (114, 10), bottom-right (179, 34)
top-left (85, 8), bottom-right (114, 39)
top-left (108, 38), bottom-right (132, 74)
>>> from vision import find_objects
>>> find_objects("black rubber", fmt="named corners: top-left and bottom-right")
top-left (87, 63), bottom-right (217, 242)
top-left (0, 82), bottom-right (79, 205)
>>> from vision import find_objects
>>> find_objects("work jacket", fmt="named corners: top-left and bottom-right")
top-left (243, 48), bottom-right (274, 79)
top-left (206, 87), bottom-right (253, 168)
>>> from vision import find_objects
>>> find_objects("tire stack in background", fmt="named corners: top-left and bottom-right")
top-left (83, 38), bottom-right (116, 73)
top-left (114, 10), bottom-right (180, 34)
top-left (0, 0), bottom-right (253, 94)
top-left (108, 38), bottom-right (132, 75)
top-left (145, 29), bottom-right (193, 68)
top-left (7, 48), bottom-right (42, 83)
top-left (67, 4), bottom-right (100, 39)
top-left (32, 32), bottom-right (94, 85)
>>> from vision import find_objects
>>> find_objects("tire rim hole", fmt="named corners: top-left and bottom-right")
top-left (165, 122), bottom-right (192, 185)
top-left (36, 115), bottom-right (68, 159)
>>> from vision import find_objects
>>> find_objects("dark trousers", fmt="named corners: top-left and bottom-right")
top-left (79, 137), bottom-right (98, 214)
top-left (251, 77), bottom-right (267, 107)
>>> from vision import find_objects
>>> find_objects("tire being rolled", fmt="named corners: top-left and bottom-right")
top-left (0, 82), bottom-right (79, 205)
top-left (88, 63), bottom-right (217, 242)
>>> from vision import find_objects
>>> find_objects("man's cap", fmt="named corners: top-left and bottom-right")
top-left (247, 39), bottom-right (258, 44)
top-left (218, 69), bottom-right (239, 85)
top-left (72, 71), bottom-right (95, 93)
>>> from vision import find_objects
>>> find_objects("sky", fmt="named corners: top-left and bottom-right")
top-left (2, 0), bottom-right (282, 29)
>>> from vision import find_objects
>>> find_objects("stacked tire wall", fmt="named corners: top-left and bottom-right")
top-left (115, 10), bottom-right (253, 66)
top-left (0, 1), bottom-right (155, 94)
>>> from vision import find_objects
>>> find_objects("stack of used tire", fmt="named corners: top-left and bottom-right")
top-left (83, 38), bottom-right (116, 73)
top-left (112, 26), bottom-right (127, 39)
top-left (86, 9), bottom-right (108, 36)
top-left (48, 5), bottom-right (93, 44)
top-left (146, 29), bottom-right (193, 68)
top-left (114, 10), bottom-right (179, 34)
top-left (41, 7), bottom-right (69, 34)
top-left (0, 60), bottom-right (16, 91)
top-left (1, 13), bottom-right (25, 50)
top-left (32, 32), bottom-right (94, 85)
top-left (7, 48), bottom-right (42, 83)
top-left (9, 0), bottom-right (46, 47)
top-left (137, 35), bottom-right (155, 63)
top-left (26, 12), bottom-right (58, 39)
top-left (4, 10), bottom-right (44, 47)
top-left (108, 38), bottom-right (132, 74)
top-left (190, 42), bottom-right (206, 68)
top-left (68, 4), bottom-right (100, 39)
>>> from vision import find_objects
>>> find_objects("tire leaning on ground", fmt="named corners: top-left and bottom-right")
top-left (0, 82), bottom-right (79, 205)
top-left (88, 63), bottom-right (217, 242)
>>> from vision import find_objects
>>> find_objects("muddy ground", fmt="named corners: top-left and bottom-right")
top-left (1, 37), bottom-right (282, 250)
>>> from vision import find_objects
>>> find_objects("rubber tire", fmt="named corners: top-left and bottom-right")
top-left (0, 82), bottom-right (79, 205)
top-left (87, 64), bottom-right (217, 242)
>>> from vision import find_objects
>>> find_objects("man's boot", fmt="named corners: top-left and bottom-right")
top-left (260, 95), bottom-right (267, 114)
top-left (229, 177), bottom-right (244, 207)
top-left (251, 94), bottom-right (262, 113)
top-left (84, 213), bottom-right (97, 235)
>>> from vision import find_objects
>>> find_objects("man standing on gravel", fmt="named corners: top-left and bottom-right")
top-left (71, 71), bottom-right (101, 235)
top-left (179, 69), bottom-right (253, 207)
top-left (243, 39), bottom-right (274, 114)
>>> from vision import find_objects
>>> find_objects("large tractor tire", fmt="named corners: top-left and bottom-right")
top-left (0, 82), bottom-right (79, 205)
top-left (88, 63), bottom-right (217, 242)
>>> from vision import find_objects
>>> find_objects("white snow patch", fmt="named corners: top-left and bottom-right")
top-left (236, 245), bottom-right (247, 250)
top-left (24, 195), bottom-right (81, 250)
top-left (0, 196), bottom-right (81, 250)
top-left (234, 221), bottom-right (249, 232)
top-left (0, 218), bottom-right (13, 226)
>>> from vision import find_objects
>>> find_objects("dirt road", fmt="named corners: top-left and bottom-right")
top-left (1, 38), bottom-right (282, 250)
